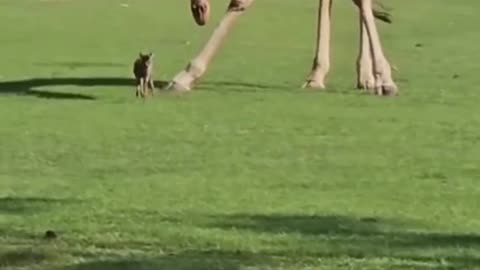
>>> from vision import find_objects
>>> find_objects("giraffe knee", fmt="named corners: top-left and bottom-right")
top-left (228, 0), bottom-right (253, 11)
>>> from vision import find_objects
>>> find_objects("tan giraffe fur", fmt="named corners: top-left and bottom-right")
top-left (167, 0), bottom-right (398, 96)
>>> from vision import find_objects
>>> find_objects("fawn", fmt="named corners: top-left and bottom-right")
top-left (133, 52), bottom-right (155, 98)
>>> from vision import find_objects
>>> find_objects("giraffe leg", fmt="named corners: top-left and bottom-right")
top-left (167, 0), bottom-right (255, 91)
top-left (356, 15), bottom-right (375, 91)
top-left (303, 0), bottom-right (333, 89)
top-left (358, 0), bottom-right (398, 96)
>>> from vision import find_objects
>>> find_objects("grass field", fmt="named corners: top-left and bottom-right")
top-left (1, 0), bottom-right (480, 269)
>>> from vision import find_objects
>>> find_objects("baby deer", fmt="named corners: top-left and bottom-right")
top-left (133, 52), bottom-right (155, 98)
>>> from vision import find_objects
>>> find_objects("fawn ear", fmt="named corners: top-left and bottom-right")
top-left (148, 52), bottom-right (154, 58)
top-left (139, 52), bottom-right (144, 58)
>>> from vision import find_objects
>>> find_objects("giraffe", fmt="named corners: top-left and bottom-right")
top-left (166, 0), bottom-right (398, 96)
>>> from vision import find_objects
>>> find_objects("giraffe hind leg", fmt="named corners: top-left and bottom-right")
top-left (358, 0), bottom-right (398, 96)
top-left (356, 15), bottom-right (376, 92)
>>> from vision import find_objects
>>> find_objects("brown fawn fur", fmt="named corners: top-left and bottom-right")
top-left (133, 52), bottom-right (155, 98)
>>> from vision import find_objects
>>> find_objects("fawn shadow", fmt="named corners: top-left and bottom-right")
top-left (34, 62), bottom-right (126, 69)
top-left (0, 77), bottom-right (169, 100)
top-left (0, 77), bottom-right (354, 98)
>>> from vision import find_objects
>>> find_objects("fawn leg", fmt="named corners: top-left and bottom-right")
top-left (136, 79), bottom-right (141, 97)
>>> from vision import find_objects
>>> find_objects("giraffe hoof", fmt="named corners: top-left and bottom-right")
top-left (357, 80), bottom-right (375, 91)
top-left (377, 84), bottom-right (398, 96)
top-left (166, 81), bottom-right (192, 92)
top-left (302, 80), bottom-right (325, 90)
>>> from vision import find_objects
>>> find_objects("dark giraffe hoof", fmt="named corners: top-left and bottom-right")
top-left (380, 84), bottom-right (398, 96)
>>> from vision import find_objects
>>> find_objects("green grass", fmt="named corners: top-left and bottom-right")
top-left (1, 0), bottom-right (480, 269)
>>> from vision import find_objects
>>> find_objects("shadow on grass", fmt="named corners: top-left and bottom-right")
top-left (34, 62), bottom-right (126, 69)
top-left (205, 214), bottom-right (480, 268)
top-left (198, 80), bottom-right (293, 93)
top-left (64, 250), bottom-right (277, 270)
top-left (0, 76), bottom-right (360, 99)
top-left (0, 196), bottom-right (79, 215)
top-left (0, 213), bottom-right (477, 269)
top-left (55, 214), bottom-right (480, 270)
top-left (0, 228), bottom-right (51, 265)
top-left (0, 197), bottom-right (80, 268)
top-left (197, 81), bottom-right (366, 95)
top-left (0, 77), bottom-right (169, 100)
top-left (0, 248), bottom-right (51, 268)
top-left (63, 248), bottom-right (480, 270)
top-left (207, 214), bottom-right (480, 247)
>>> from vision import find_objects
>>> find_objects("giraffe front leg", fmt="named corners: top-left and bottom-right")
top-left (359, 0), bottom-right (398, 96)
top-left (168, 60), bottom-right (206, 92)
top-left (356, 17), bottom-right (375, 91)
top-left (303, 0), bottom-right (332, 90)
top-left (167, 0), bottom-right (256, 92)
